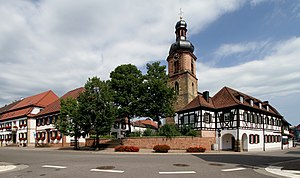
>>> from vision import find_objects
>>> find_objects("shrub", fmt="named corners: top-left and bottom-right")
top-left (186, 146), bottom-right (206, 153)
top-left (143, 128), bottom-right (156, 136)
top-left (115, 146), bottom-right (139, 152)
top-left (181, 125), bottom-right (198, 137)
top-left (158, 124), bottom-right (181, 138)
top-left (153, 144), bottom-right (171, 153)
top-left (128, 131), bottom-right (141, 137)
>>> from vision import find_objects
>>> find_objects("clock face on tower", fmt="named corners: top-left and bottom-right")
top-left (173, 53), bottom-right (179, 60)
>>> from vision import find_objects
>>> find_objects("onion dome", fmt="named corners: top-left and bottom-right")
top-left (169, 19), bottom-right (194, 55)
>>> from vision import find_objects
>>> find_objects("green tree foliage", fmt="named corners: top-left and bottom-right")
top-left (143, 128), bottom-right (156, 136)
top-left (109, 64), bottom-right (143, 133)
top-left (141, 62), bottom-right (176, 127)
top-left (158, 124), bottom-right (181, 138)
top-left (55, 97), bottom-right (82, 150)
top-left (181, 125), bottom-right (198, 137)
top-left (78, 76), bottom-right (116, 149)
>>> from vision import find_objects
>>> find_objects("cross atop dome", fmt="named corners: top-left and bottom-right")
top-left (178, 8), bottom-right (184, 20)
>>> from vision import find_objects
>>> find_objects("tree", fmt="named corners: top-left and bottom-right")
top-left (140, 62), bottom-right (176, 128)
top-left (109, 64), bottom-right (143, 134)
top-left (78, 76), bottom-right (116, 150)
top-left (55, 97), bottom-right (82, 150)
top-left (158, 124), bottom-right (181, 138)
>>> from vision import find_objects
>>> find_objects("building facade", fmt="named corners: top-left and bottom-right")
top-left (0, 90), bottom-right (58, 147)
top-left (169, 18), bottom-right (291, 152)
top-left (34, 87), bottom-right (86, 147)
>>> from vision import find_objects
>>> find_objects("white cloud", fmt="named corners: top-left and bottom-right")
top-left (0, 0), bottom-right (244, 105)
top-left (198, 37), bottom-right (300, 98)
top-left (214, 41), bottom-right (271, 57)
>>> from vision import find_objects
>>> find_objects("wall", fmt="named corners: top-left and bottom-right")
top-left (121, 136), bottom-right (215, 150)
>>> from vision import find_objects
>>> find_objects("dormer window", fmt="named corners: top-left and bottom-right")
top-left (250, 99), bottom-right (254, 106)
top-left (240, 96), bottom-right (244, 103)
top-left (266, 105), bottom-right (269, 111)
top-left (259, 103), bottom-right (262, 109)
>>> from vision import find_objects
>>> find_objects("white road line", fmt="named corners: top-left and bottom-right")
top-left (159, 171), bottom-right (196, 174)
top-left (0, 165), bottom-right (16, 172)
top-left (42, 165), bottom-right (67, 169)
top-left (265, 166), bottom-right (300, 178)
top-left (90, 169), bottom-right (124, 173)
top-left (221, 167), bottom-right (247, 172)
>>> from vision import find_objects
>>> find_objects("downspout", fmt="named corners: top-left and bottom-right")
top-left (263, 115), bottom-right (265, 151)
top-left (237, 109), bottom-right (240, 152)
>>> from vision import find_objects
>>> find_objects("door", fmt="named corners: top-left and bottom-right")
top-left (231, 136), bottom-right (235, 150)
top-left (12, 132), bottom-right (17, 143)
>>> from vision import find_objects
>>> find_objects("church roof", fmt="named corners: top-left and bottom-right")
top-left (36, 87), bottom-right (84, 117)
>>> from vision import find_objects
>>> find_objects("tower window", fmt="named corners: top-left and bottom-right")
top-left (192, 83), bottom-right (194, 96)
top-left (175, 82), bottom-right (179, 94)
top-left (191, 61), bottom-right (194, 74)
top-left (174, 60), bottom-right (179, 73)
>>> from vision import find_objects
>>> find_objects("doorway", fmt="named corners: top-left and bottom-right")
top-left (222, 133), bottom-right (235, 150)
top-left (12, 132), bottom-right (17, 144)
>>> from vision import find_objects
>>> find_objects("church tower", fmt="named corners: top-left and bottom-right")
top-left (167, 17), bottom-right (198, 111)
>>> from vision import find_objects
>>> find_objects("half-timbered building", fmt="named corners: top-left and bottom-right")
top-left (168, 17), bottom-right (290, 151)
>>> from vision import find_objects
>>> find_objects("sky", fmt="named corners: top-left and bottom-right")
top-left (0, 0), bottom-right (299, 125)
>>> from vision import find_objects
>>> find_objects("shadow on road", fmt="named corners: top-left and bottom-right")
top-left (192, 150), bottom-right (300, 168)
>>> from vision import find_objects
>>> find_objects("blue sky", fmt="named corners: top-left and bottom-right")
top-left (0, 0), bottom-right (299, 125)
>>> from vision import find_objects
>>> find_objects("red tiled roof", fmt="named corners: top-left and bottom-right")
top-left (1, 108), bottom-right (32, 120)
top-left (36, 87), bottom-right (84, 117)
top-left (0, 90), bottom-right (58, 121)
top-left (133, 119), bottom-right (158, 129)
top-left (179, 94), bottom-right (215, 112)
top-left (10, 90), bottom-right (58, 111)
top-left (213, 86), bottom-right (281, 116)
top-left (178, 86), bottom-right (282, 117)
top-left (0, 100), bottom-right (21, 115)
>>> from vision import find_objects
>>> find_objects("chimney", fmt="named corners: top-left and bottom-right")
top-left (203, 91), bottom-right (209, 102)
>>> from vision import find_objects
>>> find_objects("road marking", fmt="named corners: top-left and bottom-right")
top-left (90, 169), bottom-right (124, 173)
top-left (265, 166), bottom-right (300, 178)
top-left (159, 171), bottom-right (196, 174)
top-left (42, 165), bottom-right (67, 169)
top-left (221, 167), bottom-right (246, 172)
top-left (0, 165), bottom-right (16, 172)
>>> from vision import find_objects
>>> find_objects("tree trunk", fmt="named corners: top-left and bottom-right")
top-left (75, 135), bottom-right (79, 150)
top-left (127, 116), bottom-right (131, 134)
top-left (96, 132), bottom-right (100, 150)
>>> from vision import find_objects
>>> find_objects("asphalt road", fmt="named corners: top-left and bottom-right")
top-left (0, 147), bottom-right (299, 178)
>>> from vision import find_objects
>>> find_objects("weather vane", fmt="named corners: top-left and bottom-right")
top-left (179, 8), bottom-right (184, 20)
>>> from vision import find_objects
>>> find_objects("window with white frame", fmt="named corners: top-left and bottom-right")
top-left (204, 113), bottom-right (211, 124)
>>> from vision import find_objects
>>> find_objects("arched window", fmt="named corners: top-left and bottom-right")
top-left (191, 61), bottom-right (194, 74)
top-left (175, 82), bottom-right (179, 94)
top-left (174, 61), bottom-right (179, 73)
top-left (192, 83), bottom-right (194, 95)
